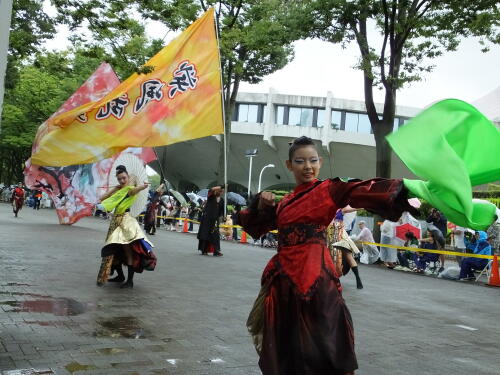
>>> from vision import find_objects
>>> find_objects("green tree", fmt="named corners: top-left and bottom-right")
top-left (0, 66), bottom-right (70, 183)
top-left (290, 0), bottom-right (500, 178)
top-left (7, 0), bottom-right (56, 89)
top-left (52, 0), bottom-right (165, 79)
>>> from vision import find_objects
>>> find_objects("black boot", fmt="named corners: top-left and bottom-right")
top-left (120, 266), bottom-right (134, 288)
top-left (352, 266), bottom-right (363, 289)
top-left (108, 265), bottom-right (125, 282)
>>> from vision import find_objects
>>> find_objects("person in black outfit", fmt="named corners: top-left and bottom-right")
top-left (426, 208), bottom-right (447, 237)
top-left (197, 186), bottom-right (225, 256)
top-left (231, 204), bottom-right (241, 241)
top-left (426, 208), bottom-right (448, 272)
top-left (188, 202), bottom-right (199, 232)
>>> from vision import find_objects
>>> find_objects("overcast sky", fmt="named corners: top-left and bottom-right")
top-left (239, 37), bottom-right (500, 109)
top-left (44, 9), bottom-right (500, 110)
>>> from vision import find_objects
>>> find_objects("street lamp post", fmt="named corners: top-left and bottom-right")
top-left (258, 164), bottom-right (275, 193)
top-left (245, 149), bottom-right (258, 197)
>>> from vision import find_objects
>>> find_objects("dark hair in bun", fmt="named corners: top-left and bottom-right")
top-left (115, 165), bottom-right (128, 176)
top-left (288, 136), bottom-right (316, 160)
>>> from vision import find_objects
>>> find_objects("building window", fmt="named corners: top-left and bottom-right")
top-left (358, 113), bottom-right (372, 134)
top-left (332, 110), bottom-right (342, 130)
top-left (237, 104), bottom-right (259, 122)
top-left (317, 109), bottom-right (325, 128)
top-left (288, 107), bottom-right (314, 127)
top-left (344, 112), bottom-right (358, 132)
top-left (344, 112), bottom-right (372, 134)
top-left (276, 105), bottom-right (286, 125)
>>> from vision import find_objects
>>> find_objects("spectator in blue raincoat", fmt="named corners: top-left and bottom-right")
top-left (459, 231), bottom-right (492, 281)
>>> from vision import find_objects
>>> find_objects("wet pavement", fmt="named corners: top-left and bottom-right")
top-left (1, 204), bottom-right (499, 374)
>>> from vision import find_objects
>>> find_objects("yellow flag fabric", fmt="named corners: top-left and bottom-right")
top-left (31, 9), bottom-right (223, 166)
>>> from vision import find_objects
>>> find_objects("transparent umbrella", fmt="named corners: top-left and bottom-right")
top-left (169, 189), bottom-right (188, 207)
top-left (197, 189), bottom-right (209, 198)
top-left (186, 192), bottom-right (201, 206)
top-left (227, 192), bottom-right (246, 206)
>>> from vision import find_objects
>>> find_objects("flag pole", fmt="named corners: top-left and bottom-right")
top-left (214, 7), bottom-right (228, 217)
top-left (152, 147), bottom-right (168, 187)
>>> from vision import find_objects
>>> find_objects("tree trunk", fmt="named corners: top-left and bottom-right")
top-left (373, 121), bottom-right (393, 178)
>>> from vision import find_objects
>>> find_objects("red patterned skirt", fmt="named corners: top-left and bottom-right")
top-left (248, 251), bottom-right (357, 375)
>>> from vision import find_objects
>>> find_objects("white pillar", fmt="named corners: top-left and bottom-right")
top-left (0, 0), bottom-right (13, 129)
top-left (263, 87), bottom-right (277, 150)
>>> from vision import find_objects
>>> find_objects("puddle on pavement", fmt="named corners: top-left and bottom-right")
top-left (64, 361), bottom-right (97, 373)
top-left (2, 370), bottom-right (54, 375)
top-left (0, 297), bottom-right (90, 316)
top-left (94, 316), bottom-right (148, 339)
top-left (0, 291), bottom-right (52, 298)
top-left (97, 347), bottom-right (128, 355)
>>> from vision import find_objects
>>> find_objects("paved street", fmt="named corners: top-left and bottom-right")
top-left (0, 203), bottom-right (499, 375)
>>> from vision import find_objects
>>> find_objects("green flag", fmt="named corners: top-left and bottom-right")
top-left (387, 99), bottom-right (500, 230)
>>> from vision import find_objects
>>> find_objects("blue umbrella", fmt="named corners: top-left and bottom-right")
top-left (227, 192), bottom-right (246, 206)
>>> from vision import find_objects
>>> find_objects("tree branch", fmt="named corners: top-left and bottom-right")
top-left (380, 0), bottom-right (390, 88)
top-left (352, 18), bottom-right (378, 125)
top-left (225, 0), bottom-right (243, 30)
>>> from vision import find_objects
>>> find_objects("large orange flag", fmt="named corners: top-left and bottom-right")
top-left (31, 9), bottom-right (223, 166)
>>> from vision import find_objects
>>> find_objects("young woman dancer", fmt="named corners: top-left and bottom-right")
top-left (239, 136), bottom-right (418, 375)
top-left (96, 165), bottom-right (157, 288)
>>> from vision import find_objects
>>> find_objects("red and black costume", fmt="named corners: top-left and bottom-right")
top-left (11, 187), bottom-right (25, 217)
top-left (239, 178), bottom-right (415, 375)
top-left (144, 191), bottom-right (167, 235)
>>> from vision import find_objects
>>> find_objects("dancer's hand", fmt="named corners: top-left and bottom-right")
top-left (258, 191), bottom-right (275, 210)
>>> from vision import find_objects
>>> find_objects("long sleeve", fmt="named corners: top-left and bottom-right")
top-left (238, 194), bottom-right (277, 239)
top-left (328, 178), bottom-right (418, 222)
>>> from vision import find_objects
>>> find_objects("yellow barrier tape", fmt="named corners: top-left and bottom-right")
top-left (360, 241), bottom-right (496, 260)
top-left (136, 215), bottom-right (495, 256)
top-left (141, 215), bottom-right (279, 234)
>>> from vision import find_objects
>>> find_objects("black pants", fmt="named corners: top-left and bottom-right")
top-left (397, 251), bottom-right (410, 268)
top-left (33, 199), bottom-right (40, 210)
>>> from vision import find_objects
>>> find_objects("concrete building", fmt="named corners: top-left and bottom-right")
top-left (151, 89), bottom-right (424, 193)
top-left (151, 90), bottom-right (500, 193)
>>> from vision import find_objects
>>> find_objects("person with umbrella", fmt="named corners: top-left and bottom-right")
top-left (197, 186), bottom-right (225, 256)
top-left (351, 221), bottom-right (380, 264)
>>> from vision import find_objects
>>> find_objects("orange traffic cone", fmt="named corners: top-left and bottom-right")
top-left (183, 219), bottom-right (189, 233)
top-left (240, 231), bottom-right (247, 244)
top-left (487, 255), bottom-right (500, 287)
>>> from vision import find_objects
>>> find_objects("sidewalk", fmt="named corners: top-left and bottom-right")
top-left (1, 204), bottom-right (499, 375)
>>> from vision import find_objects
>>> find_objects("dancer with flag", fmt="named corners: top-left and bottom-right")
top-left (97, 165), bottom-right (156, 288)
top-left (238, 99), bottom-right (500, 375)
